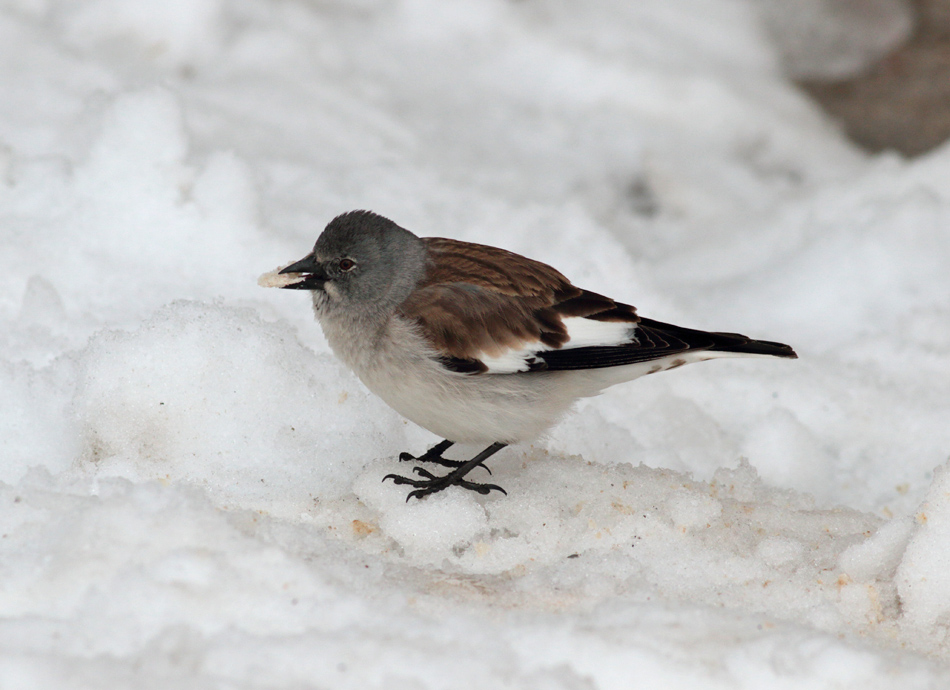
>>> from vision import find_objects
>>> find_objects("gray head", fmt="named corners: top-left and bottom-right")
top-left (279, 210), bottom-right (426, 316)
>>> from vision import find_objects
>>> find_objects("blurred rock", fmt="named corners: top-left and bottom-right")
top-left (757, 0), bottom-right (915, 80)
top-left (796, 0), bottom-right (950, 156)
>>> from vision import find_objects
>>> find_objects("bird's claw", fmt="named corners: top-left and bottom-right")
top-left (457, 479), bottom-right (506, 496)
top-left (382, 470), bottom-right (506, 501)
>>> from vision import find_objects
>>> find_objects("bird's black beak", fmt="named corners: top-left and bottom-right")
top-left (278, 253), bottom-right (327, 290)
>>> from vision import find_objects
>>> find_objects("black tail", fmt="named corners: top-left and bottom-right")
top-left (638, 318), bottom-right (798, 359)
top-left (535, 317), bottom-right (797, 371)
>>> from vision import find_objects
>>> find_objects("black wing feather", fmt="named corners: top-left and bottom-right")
top-left (533, 318), bottom-right (797, 371)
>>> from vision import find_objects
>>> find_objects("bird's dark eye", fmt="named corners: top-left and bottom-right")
top-left (338, 258), bottom-right (356, 272)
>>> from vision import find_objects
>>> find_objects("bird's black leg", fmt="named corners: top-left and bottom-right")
top-left (384, 443), bottom-right (508, 501)
top-left (398, 439), bottom-right (455, 466)
top-left (398, 439), bottom-right (493, 474)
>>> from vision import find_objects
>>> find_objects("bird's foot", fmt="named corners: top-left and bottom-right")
top-left (385, 442), bottom-right (509, 501)
top-left (383, 466), bottom-right (507, 501)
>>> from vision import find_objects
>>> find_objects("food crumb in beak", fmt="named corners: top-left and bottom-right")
top-left (258, 267), bottom-right (306, 288)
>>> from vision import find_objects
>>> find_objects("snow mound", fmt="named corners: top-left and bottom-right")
top-left (72, 301), bottom-right (408, 517)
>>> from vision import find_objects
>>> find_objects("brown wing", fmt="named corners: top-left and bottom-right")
top-left (418, 237), bottom-right (578, 299)
top-left (397, 238), bottom-right (639, 372)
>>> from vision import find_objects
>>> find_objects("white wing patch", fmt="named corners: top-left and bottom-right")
top-left (479, 317), bottom-right (638, 374)
top-left (479, 350), bottom-right (544, 374)
top-left (559, 317), bottom-right (635, 348)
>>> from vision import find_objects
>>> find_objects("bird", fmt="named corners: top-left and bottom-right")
top-left (263, 210), bottom-right (797, 501)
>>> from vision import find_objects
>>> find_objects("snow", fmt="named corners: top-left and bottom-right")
top-left (2, 0), bottom-right (950, 687)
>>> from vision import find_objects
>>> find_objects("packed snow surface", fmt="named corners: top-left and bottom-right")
top-left (3, 0), bottom-right (950, 687)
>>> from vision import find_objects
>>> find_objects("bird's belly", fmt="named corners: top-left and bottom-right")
top-left (359, 360), bottom-right (570, 444)
top-left (322, 315), bottom-right (577, 444)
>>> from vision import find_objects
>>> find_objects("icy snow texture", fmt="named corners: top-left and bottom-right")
top-left (2, 0), bottom-right (950, 688)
